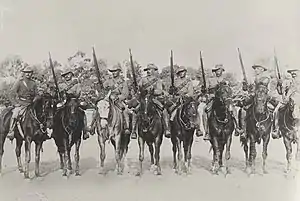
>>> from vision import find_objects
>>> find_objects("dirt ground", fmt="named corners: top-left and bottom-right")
top-left (0, 112), bottom-right (299, 201)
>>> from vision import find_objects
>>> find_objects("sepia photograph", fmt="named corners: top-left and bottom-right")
top-left (0, 0), bottom-right (299, 201)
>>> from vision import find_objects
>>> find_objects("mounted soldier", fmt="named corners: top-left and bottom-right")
top-left (56, 70), bottom-right (90, 140)
top-left (199, 64), bottom-right (242, 141)
top-left (167, 66), bottom-right (201, 136)
top-left (7, 66), bottom-right (50, 141)
top-left (239, 63), bottom-right (280, 139)
top-left (102, 63), bottom-right (131, 136)
top-left (131, 63), bottom-right (171, 138)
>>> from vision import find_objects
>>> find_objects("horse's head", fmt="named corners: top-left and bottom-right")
top-left (181, 97), bottom-right (199, 129)
top-left (96, 98), bottom-right (110, 128)
top-left (214, 84), bottom-right (233, 114)
top-left (254, 85), bottom-right (268, 114)
top-left (33, 93), bottom-right (55, 129)
top-left (139, 92), bottom-right (157, 131)
top-left (288, 92), bottom-right (300, 120)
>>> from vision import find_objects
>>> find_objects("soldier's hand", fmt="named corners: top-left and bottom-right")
top-left (242, 81), bottom-right (248, 91)
top-left (200, 85), bottom-right (207, 94)
top-left (168, 86), bottom-right (176, 95)
top-left (277, 79), bottom-right (283, 86)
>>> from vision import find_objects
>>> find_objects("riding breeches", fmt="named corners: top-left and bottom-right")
top-left (12, 105), bottom-right (27, 120)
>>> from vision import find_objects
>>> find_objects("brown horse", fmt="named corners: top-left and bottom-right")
top-left (208, 84), bottom-right (235, 175)
top-left (136, 89), bottom-right (164, 176)
top-left (95, 92), bottom-right (130, 175)
top-left (241, 85), bottom-right (273, 176)
top-left (0, 93), bottom-right (54, 178)
top-left (170, 97), bottom-right (199, 174)
top-left (52, 96), bottom-right (85, 177)
top-left (278, 97), bottom-right (300, 174)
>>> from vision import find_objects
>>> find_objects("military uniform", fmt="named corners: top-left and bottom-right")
top-left (57, 70), bottom-right (90, 140)
top-left (7, 66), bottom-right (47, 140)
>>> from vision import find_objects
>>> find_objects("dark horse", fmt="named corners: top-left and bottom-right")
top-left (52, 96), bottom-right (85, 177)
top-left (241, 85), bottom-right (273, 175)
top-left (0, 93), bottom-right (54, 178)
top-left (94, 91), bottom-right (130, 175)
top-left (170, 97), bottom-right (199, 174)
top-left (136, 90), bottom-right (164, 176)
top-left (208, 84), bottom-right (235, 175)
top-left (278, 95), bottom-right (300, 174)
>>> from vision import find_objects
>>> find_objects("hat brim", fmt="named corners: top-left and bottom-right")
top-left (252, 65), bottom-right (267, 71)
top-left (176, 69), bottom-right (187, 74)
top-left (61, 72), bottom-right (74, 77)
top-left (287, 70), bottom-right (299, 74)
top-left (22, 70), bottom-right (33, 73)
top-left (108, 69), bottom-right (121, 72)
top-left (212, 68), bottom-right (225, 72)
top-left (144, 68), bottom-right (158, 71)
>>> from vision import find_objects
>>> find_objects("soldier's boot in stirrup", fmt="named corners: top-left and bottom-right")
top-left (131, 114), bottom-right (137, 139)
top-left (164, 112), bottom-right (171, 138)
top-left (7, 118), bottom-right (16, 141)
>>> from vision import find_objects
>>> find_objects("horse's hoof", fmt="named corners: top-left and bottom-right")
top-left (263, 169), bottom-right (268, 174)
top-left (24, 174), bottom-right (30, 179)
top-left (18, 168), bottom-right (24, 173)
top-left (150, 164), bottom-right (156, 172)
top-left (135, 172), bottom-right (141, 177)
top-left (154, 170), bottom-right (162, 176)
top-left (75, 172), bottom-right (81, 176)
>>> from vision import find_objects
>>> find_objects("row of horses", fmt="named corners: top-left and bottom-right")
top-left (0, 84), bottom-right (299, 179)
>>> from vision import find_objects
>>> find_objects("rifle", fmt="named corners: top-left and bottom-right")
top-left (199, 51), bottom-right (206, 92)
top-left (92, 47), bottom-right (103, 90)
top-left (170, 50), bottom-right (175, 97)
top-left (274, 49), bottom-right (283, 96)
top-left (48, 52), bottom-right (61, 100)
top-left (129, 49), bottom-right (138, 93)
top-left (237, 48), bottom-right (248, 85)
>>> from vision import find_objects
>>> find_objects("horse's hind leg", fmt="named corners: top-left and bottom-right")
top-left (34, 142), bottom-right (43, 177)
top-left (225, 135), bottom-right (232, 174)
top-left (67, 149), bottom-right (72, 172)
top-left (24, 139), bottom-right (31, 179)
top-left (262, 133), bottom-right (270, 174)
top-left (97, 134), bottom-right (106, 175)
top-left (283, 135), bottom-right (292, 174)
top-left (15, 138), bottom-right (24, 173)
top-left (154, 137), bottom-right (162, 175)
top-left (136, 136), bottom-right (145, 177)
top-left (74, 139), bottom-right (81, 176)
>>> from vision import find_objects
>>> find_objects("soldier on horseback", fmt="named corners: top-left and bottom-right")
top-left (131, 63), bottom-right (171, 138)
top-left (199, 64), bottom-right (242, 141)
top-left (102, 64), bottom-right (131, 136)
top-left (7, 66), bottom-right (50, 141)
top-left (239, 63), bottom-right (280, 139)
top-left (56, 70), bottom-right (90, 140)
top-left (167, 66), bottom-right (202, 136)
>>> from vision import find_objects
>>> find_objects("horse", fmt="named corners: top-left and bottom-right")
top-left (52, 96), bottom-right (85, 177)
top-left (240, 85), bottom-right (273, 176)
top-left (136, 89), bottom-right (164, 176)
top-left (278, 95), bottom-right (300, 174)
top-left (95, 91), bottom-right (130, 175)
top-left (0, 93), bottom-right (54, 178)
top-left (208, 84), bottom-right (235, 175)
top-left (170, 96), bottom-right (199, 174)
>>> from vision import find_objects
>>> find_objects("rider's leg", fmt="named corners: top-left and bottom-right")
top-left (239, 108), bottom-right (247, 139)
top-left (197, 102), bottom-right (206, 137)
top-left (203, 100), bottom-right (213, 141)
top-left (89, 110), bottom-right (97, 135)
top-left (82, 113), bottom-right (90, 140)
top-left (229, 104), bottom-right (244, 136)
top-left (131, 111), bottom-right (137, 139)
top-left (7, 106), bottom-right (21, 140)
top-left (271, 103), bottom-right (282, 139)
top-left (123, 108), bottom-right (131, 135)
top-left (163, 108), bottom-right (171, 138)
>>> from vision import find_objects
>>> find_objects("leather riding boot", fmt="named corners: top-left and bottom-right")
top-left (82, 115), bottom-right (90, 140)
top-left (163, 109), bottom-right (171, 138)
top-left (203, 112), bottom-right (210, 141)
top-left (271, 112), bottom-right (280, 139)
top-left (131, 113), bottom-right (137, 139)
top-left (123, 111), bottom-right (131, 135)
top-left (231, 109), bottom-right (244, 137)
top-left (7, 118), bottom-right (16, 141)
top-left (239, 109), bottom-right (247, 140)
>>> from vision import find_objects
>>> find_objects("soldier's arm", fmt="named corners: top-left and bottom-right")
top-left (118, 83), bottom-right (129, 101)
top-left (153, 80), bottom-right (164, 95)
top-left (187, 82), bottom-right (194, 97)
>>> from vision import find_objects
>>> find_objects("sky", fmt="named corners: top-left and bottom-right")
top-left (0, 0), bottom-right (298, 79)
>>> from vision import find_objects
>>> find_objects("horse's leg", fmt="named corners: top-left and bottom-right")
top-left (0, 132), bottom-right (5, 176)
top-left (74, 139), bottom-right (81, 176)
top-left (59, 153), bottom-right (64, 169)
top-left (185, 135), bottom-right (194, 174)
top-left (262, 133), bottom-right (270, 174)
top-left (249, 136), bottom-right (257, 175)
top-left (243, 140), bottom-right (249, 172)
top-left (172, 139), bottom-right (177, 170)
top-left (24, 138), bottom-right (31, 179)
top-left (97, 132), bottom-right (106, 175)
top-left (211, 137), bottom-right (220, 175)
top-left (296, 133), bottom-right (300, 161)
top-left (34, 141), bottom-right (43, 177)
top-left (176, 138), bottom-right (183, 175)
top-left (225, 134), bottom-right (232, 175)
top-left (136, 136), bottom-right (145, 176)
top-left (67, 148), bottom-right (72, 171)
top-left (283, 135), bottom-right (292, 174)
top-left (15, 137), bottom-right (24, 173)
top-left (154, 136), bottom-right (162, 175)
top-left (147, 142), bottom-right (155, 170)
top-left (114, 134), bottom-right (122, 175)
top-left (62, 139), bottom-right (68, 177)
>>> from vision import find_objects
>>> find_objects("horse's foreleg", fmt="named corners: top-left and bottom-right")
top-left (262, 133), bottom-right (270, 174)
top-left (15, 138), bottom-right (23, 173)
top-left (97, 134), bottom-right (106, 175)
top-left (67, 149), bottom-right (72, 171)
top-left (243, 140), bottom-right (249, 171)
top-left (74, 139), bottom-right (81, 176)
top-left (59, 153), bottom-right (64, 170)
top-left (172, 140), bottom-right (177, 170)
top-left (34, 142), bottom-right (42, 177)
top-left (177, 138), bottom-right (183, 175)
top-left (211, 137), bottom-right (220, 175)
top-left (62, 140), bottom-right (68, 177)
top-left (114, 135), bottom-right (122, 175)
top-left (249, 137), bottom-right (257, 175)
top-left (24, 139), bottom-right (31, 179)
top-left (147, 142), bottom-right (154, 167)
top-left (225, 135), bottom-right (232, 175)
top-left (136, 136), bottom-right (145, 177)
top-left (154, 137), bottom-right (162, 175)
top-left (283, 135), bottom-right (292, 174)
top-left (296, 133), bottom-right (300, 161)
top-left (185, 136), bottom-right (193, 174)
